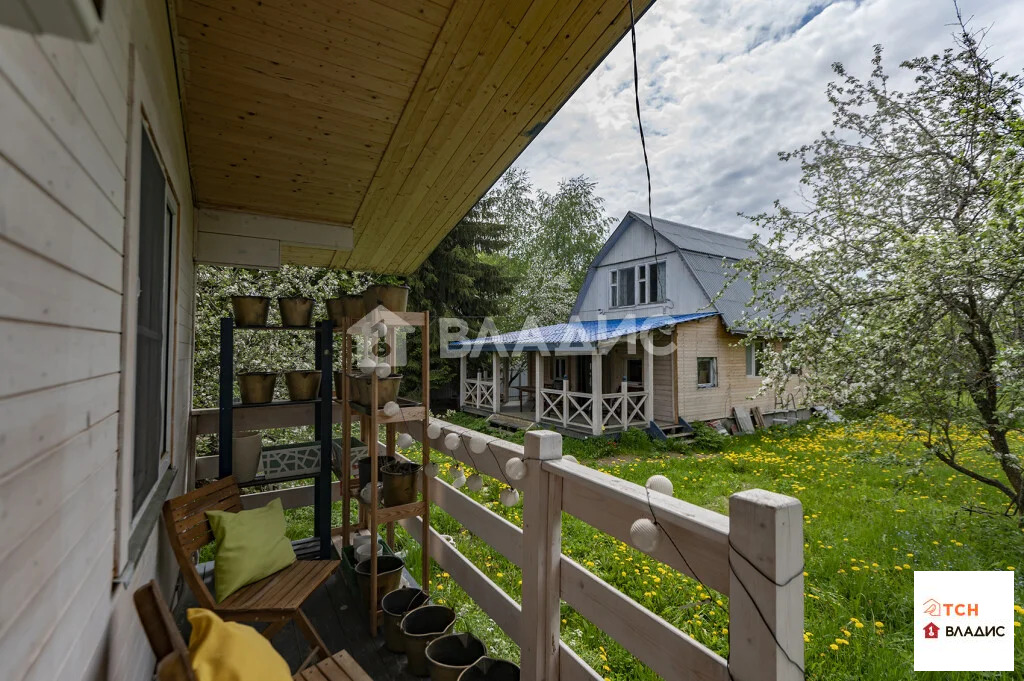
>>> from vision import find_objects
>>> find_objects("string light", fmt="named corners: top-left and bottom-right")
top-left (357, 357), bottom-right (376, 373)
top-left (629, 518), bottom-right (660, 552)
top-left (466, 474), bottom-right (484, 492)
top-left (444, 432), bottom-right (461, 451)
top-left (451, 468), bottom-right (466, 489)
top-left (469, 433), bottom-right (488, 454)
top-left (645, 474), bottom-right (674, 496)
top-left (375, 362), bottom-right (391, 378)
top-left (397, 432), bottom-right (414, 449)
top-left (499, 488), bottom-right (520, 507)
top-left (427, 421), bottom-right (442, 440)
top-left (423, 462), bottom-right (439, 478)
top-left (504, 458), bottom-right (527, 481)
top-left (382, 401), bottom-right (401, 417)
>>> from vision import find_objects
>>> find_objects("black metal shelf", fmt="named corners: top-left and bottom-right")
top-left (232, 398), bottom-right (321, 409)
top-left (236, 469), bottom-right (321, 489)
top-left (234, 324), bottom-right (324, 331)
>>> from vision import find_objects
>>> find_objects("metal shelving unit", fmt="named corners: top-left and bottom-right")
top-left (217, 316), bottom-right (334, 559)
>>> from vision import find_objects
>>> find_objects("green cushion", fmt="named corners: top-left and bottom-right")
top-left (206, 498), bottom-right (297, 602)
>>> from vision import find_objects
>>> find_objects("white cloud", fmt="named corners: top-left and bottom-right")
top-left (513, 0), bottom-right (1024, 238)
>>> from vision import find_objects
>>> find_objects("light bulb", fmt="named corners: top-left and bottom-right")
top-left (397, 433), bottom-right (414, 449)
top-left (375, 362), bottom-right (391, 378)
top-left (563, 454), bottom-right (578, 464)
top-left (466, 474), bottom-right (484, 492)
top-left (444, 432), bottom-right (461, 451)
top-left (371, 321), bottom-right (388, 337)
top-left (504, 458), bottom-right (527, 481)
top-left (424, 462), bottom-right (439, 478)
top-left (645, 474), bottom-right (674, 496)
top-left (383, 401), bottom-right (401, 417)
top-left (427, 421), bottom-right (442, 440)
top-left (452, 470), bottom-right (466, 488)
top-left (630, 518), bottom-right (660, 553)
top-left (469, 434), bottom-right (488, 454)
top-left (500, 488), bottom-right (520, 507)
top-left (357, 357), bottom-right (376, 373)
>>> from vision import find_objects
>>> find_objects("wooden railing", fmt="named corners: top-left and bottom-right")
top-left (462, 374), bottom-right (496, 411)
top-left (541, 382), bottom-right (649, 431)
top-left (188, 408), bottom-right (804, 681)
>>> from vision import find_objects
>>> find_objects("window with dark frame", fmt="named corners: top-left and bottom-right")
top-left (697, 357), bottom-right (718, 388)
top-left (610, 261), bottom-right (666, 307)
top-left (131, 131), bottom-right (173, 516)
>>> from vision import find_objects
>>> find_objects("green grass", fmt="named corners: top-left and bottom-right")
top-left (279, 412), bottom-right (1024, 680)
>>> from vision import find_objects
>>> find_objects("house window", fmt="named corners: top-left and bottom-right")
top-left (697, 357), bottom-right (717, 388)
top-left (610, 262), bottom-right (665, 307)
top-left (745, 341), bottom-right (764, 377)
top-left (132, 131), bottom-right (174, 515)
top-left (553, 358), bottom-right (567, 380)
top-left (626, 359), bottom-right (643, 384)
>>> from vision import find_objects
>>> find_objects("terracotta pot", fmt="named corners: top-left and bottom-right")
top-left (354, 555), bottom-right (405, 610)
top-left (351, 373), bottom-right (402, 409)
top-left (363, 284), bottom-right (410, 313)
top-left (426, 633), bottom-right (486, 681)
top-left (237, 372), bottom-right (277, 404)
top-left (231, 296), bottom-right (270, 327)
top-left (278, 297), bottom-right (314, 327)
top-left (285, 370), bottom-right (321, 401)
top-left (232, 431), bottom-right (262, 483)
top-left (382, 460), bottom-right (421, 507)
top-left (458, 658), bottom-right (520, 681)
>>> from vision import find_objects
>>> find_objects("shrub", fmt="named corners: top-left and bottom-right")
top-left (690, 422), bottom-right (729, 452)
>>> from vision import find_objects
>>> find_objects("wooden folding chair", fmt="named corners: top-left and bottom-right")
top-left (133, 581), bottom-right (372, 681)
top-left (162, 476), bottom-right (340, 669)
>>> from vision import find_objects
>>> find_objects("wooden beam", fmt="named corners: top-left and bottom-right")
top-left (195, 231), bottom-right (279, 269)
top-left (197, 208), bottom-right (353, 250)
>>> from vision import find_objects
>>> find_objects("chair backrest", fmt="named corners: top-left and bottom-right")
top-left (133, 581), bottom-right (197, 681)
top-left (162, 475), bottom-right (242, 609)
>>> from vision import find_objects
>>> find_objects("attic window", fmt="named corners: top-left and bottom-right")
top-left (611, 262), bottom-right (665, 307)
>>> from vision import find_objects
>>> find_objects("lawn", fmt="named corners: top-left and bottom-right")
top-left (285, 413), bottom-right (1024, 680)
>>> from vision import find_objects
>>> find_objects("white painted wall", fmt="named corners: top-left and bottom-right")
top-left (0, 1), bottom-right (196, 679)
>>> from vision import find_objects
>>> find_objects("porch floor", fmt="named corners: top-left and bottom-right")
top-left (175, 556), bottom-right (421, 680)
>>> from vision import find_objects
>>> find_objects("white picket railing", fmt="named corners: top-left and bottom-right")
top-left (463, 375), bottom-right (496, 411)
top-left (541, 382), bottom-right (649, 431)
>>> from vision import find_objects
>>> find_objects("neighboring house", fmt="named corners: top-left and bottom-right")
top-left (451, 212), bottom-right (807, 435)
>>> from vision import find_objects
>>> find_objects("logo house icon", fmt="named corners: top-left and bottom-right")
top-left (922, 598), bottom-right (942, 617)
top-left (923, 622), bottom-right (940, 639)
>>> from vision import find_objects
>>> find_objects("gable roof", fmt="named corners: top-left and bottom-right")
top-left (448, 312), bottom-right (717, 353)
top-left (570, 212), bottom-right (759, 332)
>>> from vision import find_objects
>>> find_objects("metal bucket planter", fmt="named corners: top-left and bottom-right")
top-left (278, 297), bottom-right (314, 327)
top-left (232, 431), bottom-right (262, 483)
top-left (351, 373), bottom-right (402, 408)
top-left (354, 555), bottom-right (404, 611)
top-left (457, 658), bottom-right (520, 681)
top-left (358, 454), bottom-right (397, 490)
top-left (382, 461), bottom-right (421, 507)
top-left (362, 284), bottom-right (410, 313)
top-left (237, 372), bottom-right (277, 404)
top-left (426, 633), bottom-right (486, 681)
top-left (382, 588), bottom-right (430, 653)
top-left (285, 370), bottom-right (321, 401)
top-left (326, 295), bottom-right (365, 327)
top-left (231, 295), bottom-right (270, 327)
top-left (400, 605), bottom-right (456, 677)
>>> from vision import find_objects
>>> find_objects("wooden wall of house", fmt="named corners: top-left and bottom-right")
top-left (675, 317), bottom-right (786, 422)
top-left (0, 0), bottom-right (195, 679)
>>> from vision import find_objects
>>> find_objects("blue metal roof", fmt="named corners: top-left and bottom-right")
top-left (448, 312), bottom-right (718, 353)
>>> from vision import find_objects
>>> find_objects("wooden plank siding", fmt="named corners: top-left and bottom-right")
top-left (0, 1), bottom-right (196, 680)
top-left (675, 317), bottom-right (779, 422)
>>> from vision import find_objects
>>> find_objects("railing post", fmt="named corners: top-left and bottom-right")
top-left (643, 342), bottom-right (654, 423)
top-left (492, 351), bottom-right (501, 414)
top-left (561, 379), bottom-right (568, 426)
top-left (620, 379), bottom-right (628, 428)
top-left (459, 354), bottom-right (467, 410)
top-left (521, 430), bottom-right (563, 681)
top-left (534, 352), bottom-right (543, 423)
top-left (728, 489), bottom-right (804, 681)
top-left (590, 351), bottom-right (602, 435)
top-left (476, 370), bottom-right (483, 409)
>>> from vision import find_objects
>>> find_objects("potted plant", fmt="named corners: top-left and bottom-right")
top-left (326, 289), bottom-right (366, 327)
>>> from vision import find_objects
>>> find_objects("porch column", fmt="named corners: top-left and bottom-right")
top-left (590, 350), bottom-right (602, 435)
top-left (643, 338), bottom-right (655, 424)
top-left (502, 357), bottom-right (511, 404)
top-left (534, 352), bottom-right (543, 423)
top-left (458, 354), bottom-right (467, 410)
top-left (492, 351), bottom-right (501, 414)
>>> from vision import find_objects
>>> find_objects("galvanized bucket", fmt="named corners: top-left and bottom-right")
top-left (381, 588), bottom-right (430, 653)
top-left (425, 633), bottom-right (486, 681)
top-left (400, 605), bottom-right (456, 677)
top-left (278, 297), bottom-right (314, 327)
top-left (363, 284), bottom-right (409, 313)
top-left (457, 658), bottom-right (520, 681)
top-left (284, 370), bottom-right (321, 401)
top-left (237, 372), bottom-right (277, 404)
top-left (382, 461), bottom-right (421, 507)
top-left (354, 555), bottom-right (404, 610)
top-left (231, 295), bottom-right (270, 327)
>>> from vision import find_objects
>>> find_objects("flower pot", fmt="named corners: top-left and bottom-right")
top-left (357, 454), bottom-right (397, 490)
top-left (278, 297), bottom-right (314, 327)
top-left (382, 461), bottom-right (421, 507)
top-left (458, 658), bottom-right (520, 681)
top-left (363, 284), bottom-right (410, 313)
top-left (354, 555), bottom-right (404, 610)
top-left (426, 633), bottom-right (486, 681)
top-left (382, 588), bottom-right (430, 653)
top-left (326, 295), bottom-right (365, 327)
top-left (237, 372), bottom-right (277, 404)
top-left (285, 370), bottom-right (321, 401)
top-left (401, 605), bottom-right (456, 677)
top-left (232, 431), bottom-right (262, 483)
top-left (354, 538), bottom-right (385, 563)
top-left (231, 296), bottom-right (270, 327)
top-left (351, 373), bottom-right (402, 408)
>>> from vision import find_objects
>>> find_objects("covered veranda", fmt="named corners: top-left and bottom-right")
top-left (450, 313), bottom-right (716, 435)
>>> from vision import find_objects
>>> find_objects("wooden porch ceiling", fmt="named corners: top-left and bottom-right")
top-left (172, 0), bottom-right (653, 274)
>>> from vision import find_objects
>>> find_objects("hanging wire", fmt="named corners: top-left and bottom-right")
top-left (628, 0), bottom-right (660, 265)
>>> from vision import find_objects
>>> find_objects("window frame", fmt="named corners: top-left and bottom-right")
top-left (745, 340), bottom-right (764, 377)
top-left (697, 357), bottom-right (718, 388)
top-left (610, 260), bottom-right (667, 307)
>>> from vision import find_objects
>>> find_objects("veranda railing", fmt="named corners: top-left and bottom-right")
top-left (188, 408), bottom-right (804, 681)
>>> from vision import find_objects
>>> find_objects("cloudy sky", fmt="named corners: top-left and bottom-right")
top-left (513, 0), bottom-right (1024, 238)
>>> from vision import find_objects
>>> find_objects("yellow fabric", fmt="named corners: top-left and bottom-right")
top-left (206, 497), bottom-right (296, 602)
top-left (186, 608), bottom-right (292, 681)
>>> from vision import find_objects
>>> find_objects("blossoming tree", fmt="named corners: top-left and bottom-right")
top-left (741, 15), bottom-right (1024, 515)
